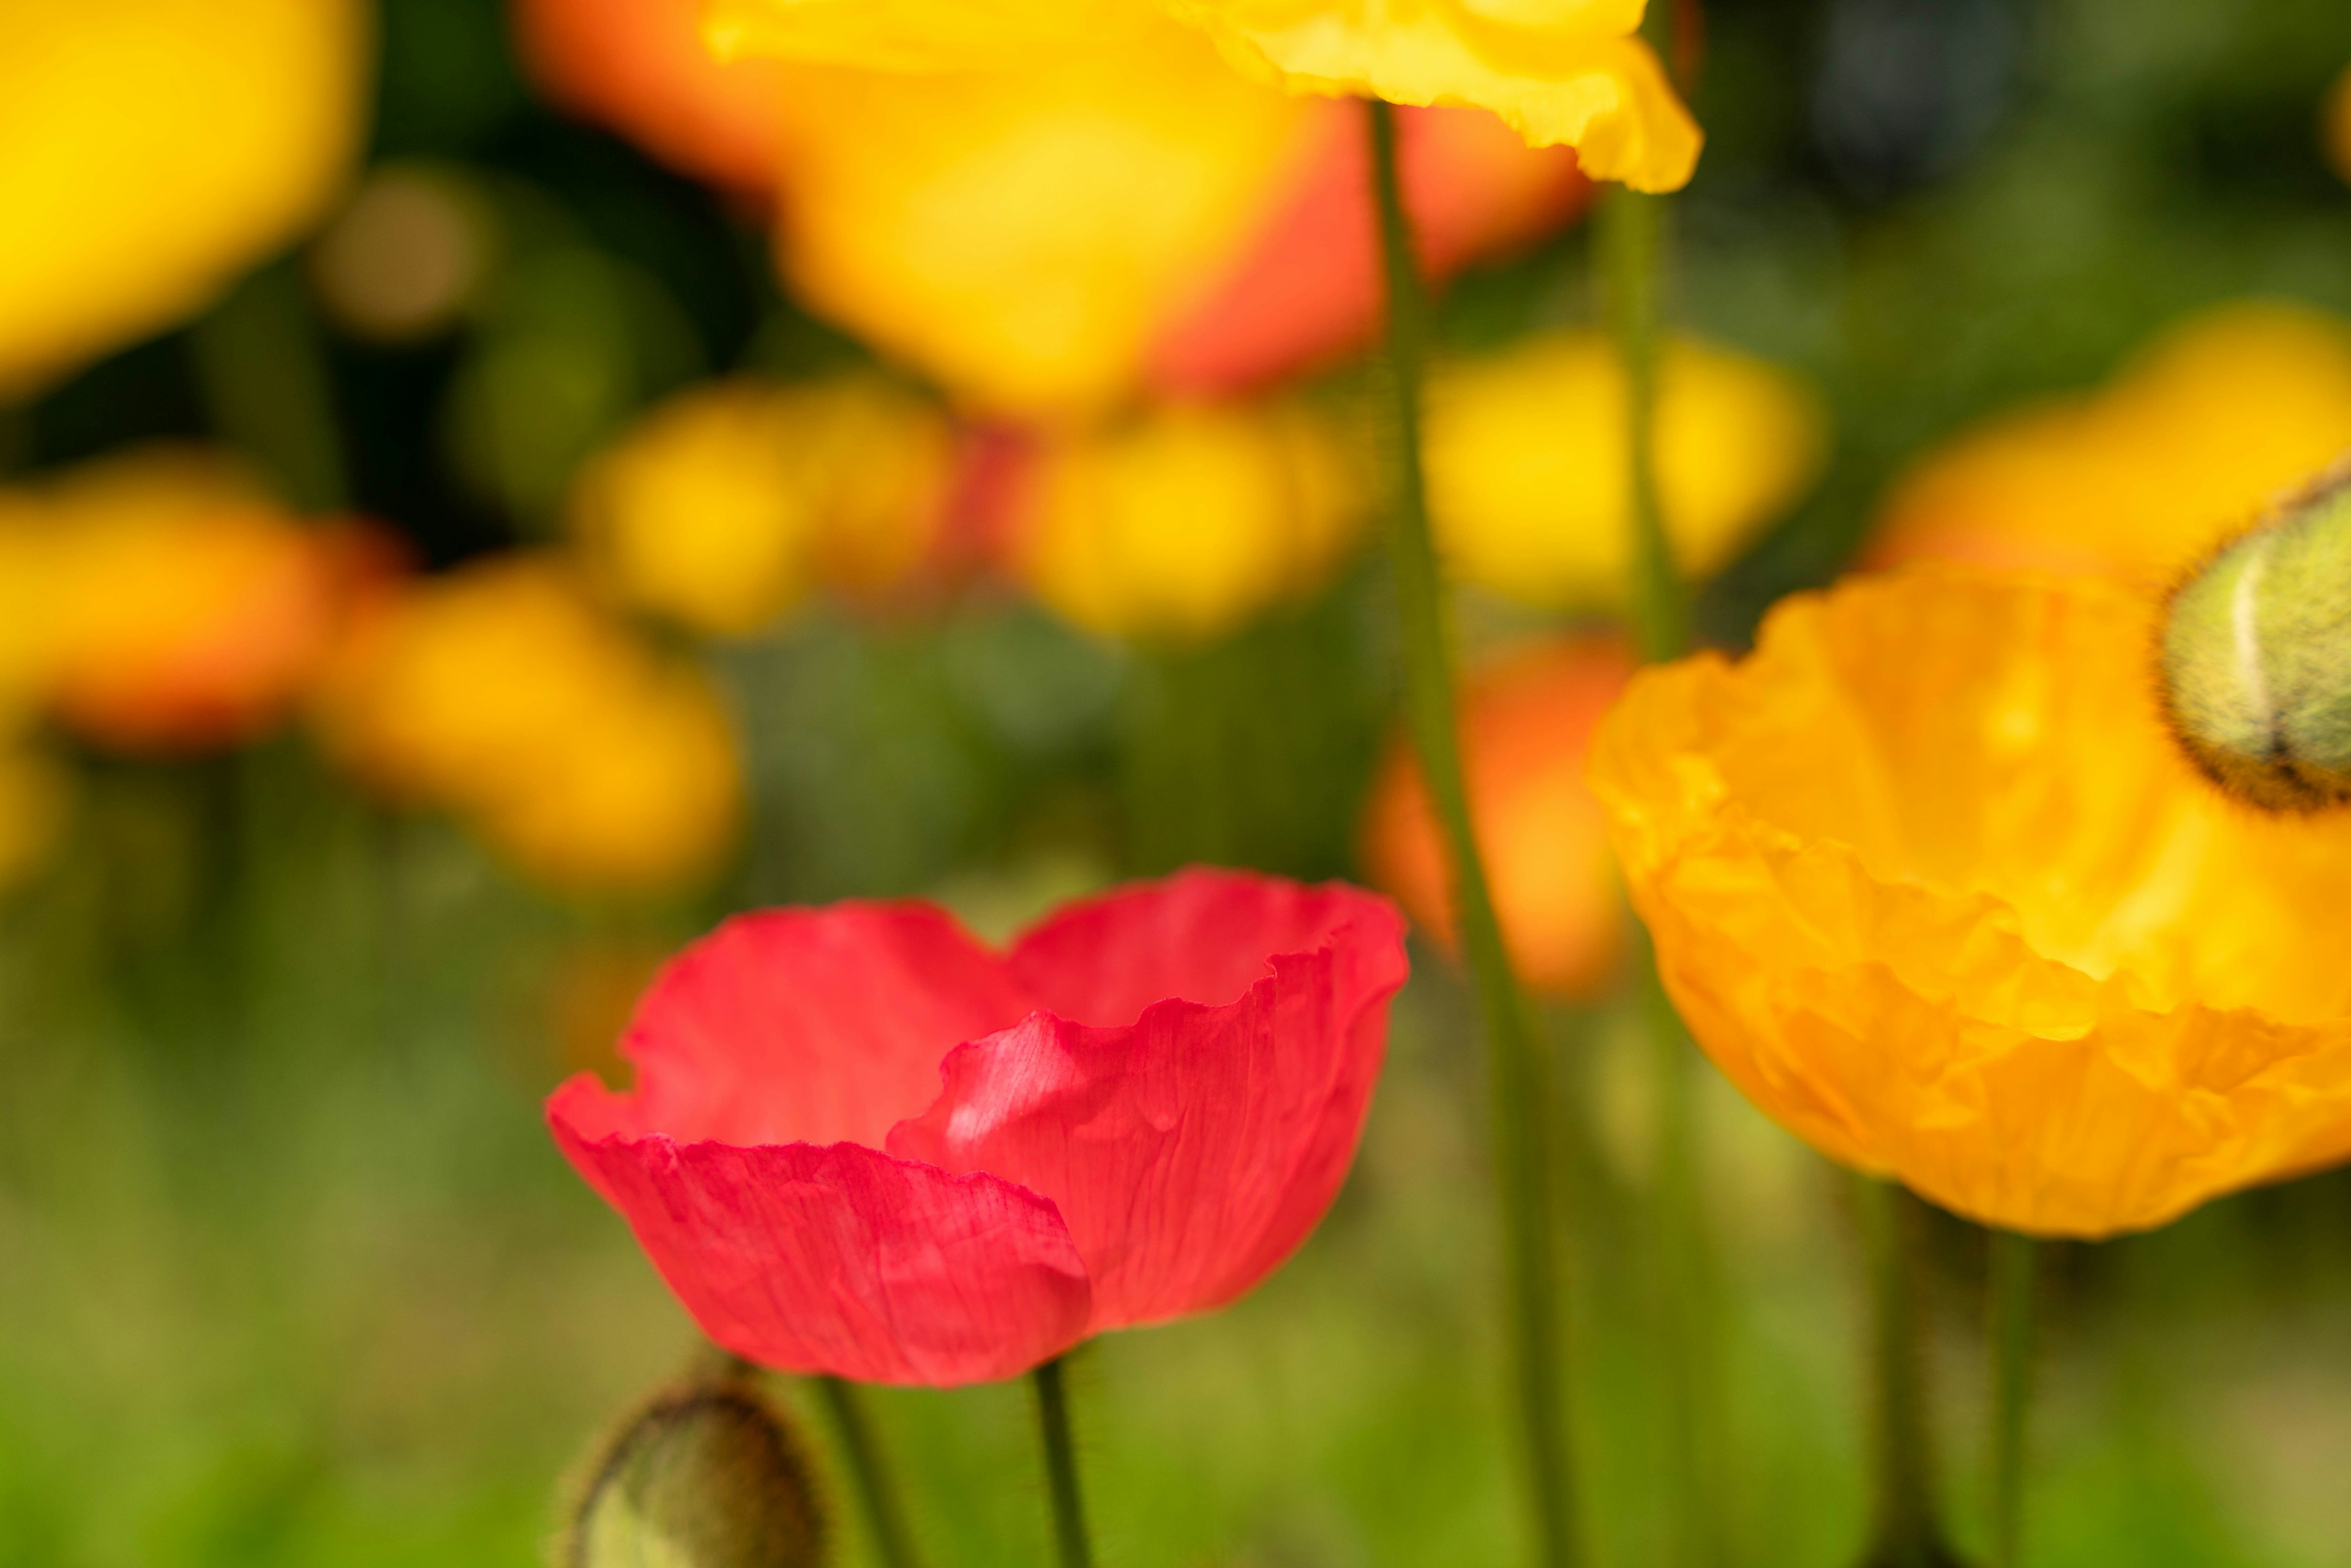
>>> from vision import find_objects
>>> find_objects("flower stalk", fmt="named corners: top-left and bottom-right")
top-left (814, 1376), bottom-right (926, 1568)
top-left (1856, 1179), bottom-right (1966, 1568)
top-left (1985, 1232), bottom-right (2037, 1568)
top-left (1033, 1357), bottom-right (1095, 1568)
top-left (1367, 97), bottom-right (1580, 1568)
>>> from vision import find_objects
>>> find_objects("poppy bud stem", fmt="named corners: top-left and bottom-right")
top-left (1599, 185), bottom-right (1690, 664)
top-left (1032, 1356), bottom-right (1095, 1568)
top-left (1985, 1232), bottom-right (2037, 1568)
top-left (1855, 1179), bottom-right (1968, 1568)
top-left (814, 1375), bottom-right (928, 1568)
top-left (1368, 97), bottom-right (1583, 1568)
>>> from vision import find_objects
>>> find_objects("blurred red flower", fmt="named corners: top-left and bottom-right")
top-left (547, 868), bottom-right (1408, 1384)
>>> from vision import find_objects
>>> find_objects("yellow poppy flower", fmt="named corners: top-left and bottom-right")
top-left (1870, 302), bottom-right (2351, 586)
top-left (0, 0), bottom-right (369, 396)
top-left (1589, 566), bottom-right (2351, 1239)
top-left (1362, 634), bottom-right (1633, 998)
top-left (570, 376), bottom-right (956, 636)
top-left (708, 0), bottom-right (1700, 190)
top-left (315, 555), bottom-right (743, 895)
top-left (1423, 330), bottom-right (1828, 610)
top-left (1008, 400), bottom-right (1365, 642)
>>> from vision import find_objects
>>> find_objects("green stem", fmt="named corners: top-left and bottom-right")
top-left (1032, 1358), bottom-right (1093, 1568)
top-left (1647, 966), bottom-right (1729, 1568)
top-left (1986, 1232), bottom-right (2037, 1568)
top-left (1598, 187), bottom-right (1689, 664)
top-left (1856, 1179), bottom-right (1965, 1568)
top-left (1367, 97), bottom-right (1579, 1568)
top-left (187, 259), bottom-right (349, 512)
top-left (814, 1376), bottom-right (926, 1568)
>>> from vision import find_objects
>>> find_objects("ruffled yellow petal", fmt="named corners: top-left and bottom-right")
top-left (1010, 400), bottom-right (1365, 642)
top-left (1870, 301), bottom-right (2351, 585)
top-left (1425, 331), bottom-right (1827, 609)
top-left (1590, 568), bottom-right (2351, 1238)
top-left (1161, 0), bottom-right (1700, 187)
top-left (768, 24), bottom-right (1311, 416)
top-left (0, 0), bottom-right (368, 396)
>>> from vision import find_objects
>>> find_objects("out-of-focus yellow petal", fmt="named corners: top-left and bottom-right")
top-left (1871, 301), bottom-right (2351, 587)
top-left (315, 555), bottom-right (743, 895)
top-left (770, 25), bottom-right (1311, 418)
top-left (0, 0), bottom-right (369, 396)
top-left (1011, 400), bottom-right (1365, 642)
top-left (1362, 634), bottom-right (1633, 997)
top-left (2326, 64), bottom-right (2351, 186)
top-left (705, 0), bottom-right (1136, 70)
top-left (1162, 0), bottom-right (1698, 187)
top-left (1425, 330), bottom-right (1827, 610)
top-left (1590, 566), bottom-right (2351, 1238)
top-left (571, 377), bottom-right (954, 636)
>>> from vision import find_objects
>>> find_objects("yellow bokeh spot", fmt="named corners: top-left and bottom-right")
top-left (1423, 330), bottom-right (1828, 610)
top-left (1871, 301), bottom-right (2351, 587)
top-left (571, 377), bottom-right (955, 637)
top-left (1013, 400), bottom-right (1365, 643)
top-left (0, 0), bottom-right (369, 396)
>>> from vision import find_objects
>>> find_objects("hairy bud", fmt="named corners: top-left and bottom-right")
top-left (564, 1365), bottom-right (827, 1568)
top-left (2161, 459), bottom-right (2351, 811)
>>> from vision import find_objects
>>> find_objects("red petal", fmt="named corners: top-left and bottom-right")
top-left (891, 872), bottom-right (1408, 1329)
top-left (552, 1089), bottom-right (1092, 1384)
top-left (607, 902), bottom-right (1036, 1149)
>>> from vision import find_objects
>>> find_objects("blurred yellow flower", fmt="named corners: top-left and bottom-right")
top-left (0, 0), bottom-right (369, 396)
top-left (2327, 64), bottom-right (2351, 186)
top-left (1870, 301), bottom-right (2351, 586)
top-left (571, 376), bottom-right (956, 636)
top-left (1590, 567), bottom-right (2351, 1239)
top-left (709, 0), bottom-right (1700, 189)
top-left (1424, 331), bottom-right (1828, 610)
top-left (1008, 400), bottom-right (1364, 643)
top-left (2, 447), bottom-right (362, 754)
top-left (771, 29), bottom-right (1308, 417)
top-left (1362, 634), bottom-right (1633, 999)
top-left (317, 556), bottom-right (743, 895)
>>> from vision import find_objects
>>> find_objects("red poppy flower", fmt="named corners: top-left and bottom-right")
top-left (548, 868), bottom-right (1408, 1385)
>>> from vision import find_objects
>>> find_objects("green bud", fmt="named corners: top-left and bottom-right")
top-left (2161, 461), bottom-right (2351, 812)
top-left (565, 1367), bottom-right (827, 1568)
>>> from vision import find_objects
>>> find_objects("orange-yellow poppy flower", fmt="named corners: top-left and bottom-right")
top-left (1003, 399), bottom-right (1364, 642)
top-left (6, 447), bottom-right (370, 754)
top-left (1424, 330), bottom-right (1828, 609)
top-left (570, 375), bottom-right (956, 636)
top-left (707, 0), bottom-right (1700, 191)
top-left (1589, 566), bottom-right (2351, 1239)
top-left (1362, 635), bottom-right (1633, 998)
top-left (315, 555), bottom-right (743, 895)
top-left (0, 0), bottom-right (369, 397)
top-left (1869, 301), bottom-right (2351, 587)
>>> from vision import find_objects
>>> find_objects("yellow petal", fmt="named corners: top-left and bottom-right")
top-left (0, 0), bottom-right (368, 396)
top-left (1424, 329), bottom-right (1828, 609)
top-left (1012, 400), bottom-right (1366, 642)
top-left (704, 0), bottom-right (1141, 70)
top-left (1161, 0), bottom-right (1699, 187)
top-left (769, 23), bottom-right (1313, 416)
top-left (1589, 566), bottom-right (2351, 1237)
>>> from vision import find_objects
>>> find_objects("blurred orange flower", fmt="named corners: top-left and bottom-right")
top-left (4, 448), bottom-right (372, 754)
top-left (0, 0), bottom-right (369, 396)
top-left (1004, 399), bottom-right (1364, 642)
top-left (1590, 567), bottom-right (2351, 1238)
top-left (570, 375), bottom-right (956, 636)
top-left (316, 555), bottom-right (743, 896)
top-left (1425, 331), bottom-right (1828, 609)
top-left (706, 0), bottom-right (1701, 190)
top-left (1869, 301), bottom-right (2351, 586)
top-left (1362, 636), bottom-right (1633, 999)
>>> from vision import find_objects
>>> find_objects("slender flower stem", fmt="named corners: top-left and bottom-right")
top-left (814, 1376), bottom-right (927, 1568)
top-left (1599, 186), bottom-right (1689, 664)
top-left (1985, 1232), bottom-right (2038, 1568)
top-left (1367, 97), bottom-right (1579, 1568)
top-left (1856, 1179), bottom-right (1965, 1568)
top-left (1032, 1357), bottom-right (1095, 1568)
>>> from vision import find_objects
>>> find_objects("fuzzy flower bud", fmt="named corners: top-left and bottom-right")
top-left (565, 1370), bottom-right (826, 1568)
top-left (2161, 459), bottom-right (2351, 811)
